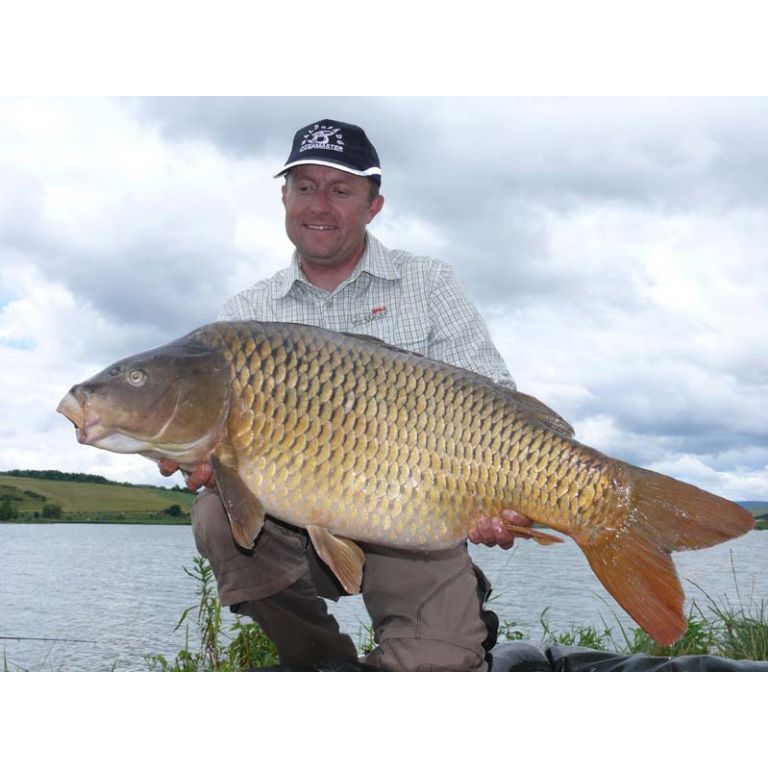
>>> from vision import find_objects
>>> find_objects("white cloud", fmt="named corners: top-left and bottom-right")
top-left (1, 96), bottom-right (766, 501)
top-left (647, 454), bottom-right (768, 501)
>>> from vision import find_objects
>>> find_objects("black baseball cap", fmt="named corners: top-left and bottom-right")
top-left (274, 119), bottom-right (382, 179)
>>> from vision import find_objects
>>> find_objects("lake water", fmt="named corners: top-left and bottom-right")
top-left (1, 523), bottom-right (766, 671)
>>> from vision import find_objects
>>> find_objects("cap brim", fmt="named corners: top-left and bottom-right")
top-left (274, 159), bottom-right (382, 179)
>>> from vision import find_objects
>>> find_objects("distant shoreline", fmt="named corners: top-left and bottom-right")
top-left (2, 470), bottom-right (766, 531)
top-left (1, 471), bottom-right (194, 525)
top-left (2, 517), bottom-right (191, 526)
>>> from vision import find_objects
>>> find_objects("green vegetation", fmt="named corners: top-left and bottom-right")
top-left (148, 555), bottom-right (768, 671)
top-left (0, 498), bottom-right (18, 521)
top-left (145, 556), bottom-right (279, 671)
top-left (5, 469), bottom-right (117, 484)
top-left (741, 501), bottom-right (768, 530)
top-left (41, 503), bottom-right (63, 519)
top-left (0, 471), bottom-right (194, 524)
top-left (533, 559), bottom-right (768, 661)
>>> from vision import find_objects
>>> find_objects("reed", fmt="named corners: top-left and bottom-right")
top-left (689, 555), bottom-right (768, 660)
top-left (537, 556), bottom-right (768, 661)
top-left (145, 555), bottom-right (278, 671)
top-left (147, 555), bottom-right (768, 670)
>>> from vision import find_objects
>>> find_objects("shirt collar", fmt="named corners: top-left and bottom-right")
top-left (275, 233), bottom-right (400, 298)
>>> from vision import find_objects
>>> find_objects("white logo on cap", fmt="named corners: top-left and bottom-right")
top-left (300, 124), bottom-right (345, 154)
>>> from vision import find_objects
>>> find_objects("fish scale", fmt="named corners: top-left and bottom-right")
top-left (58, 319), bottom-right (755, 645)
top-left (194, 322), bottom-right (614, 548)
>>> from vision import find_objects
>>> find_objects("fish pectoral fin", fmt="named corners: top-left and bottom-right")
top-left (307, 525), bottom-right (365, 594)
top-left (210, 455), bottom-right (265, 550)
top-left (503, 524), bottom-right (564, 546)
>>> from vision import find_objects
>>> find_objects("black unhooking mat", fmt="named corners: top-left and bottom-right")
top-left (487, 641), bottom-right (768, 671)
top-left (252, 642), bottom-right (768, 671)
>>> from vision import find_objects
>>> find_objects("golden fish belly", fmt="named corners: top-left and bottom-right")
top-left (237, 451), bottom-right (468, 549)
top-left (199, 321), bottom-right (618, 549)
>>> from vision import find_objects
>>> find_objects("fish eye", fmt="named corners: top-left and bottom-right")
top-left (127, 369), bottom-right (148, 387)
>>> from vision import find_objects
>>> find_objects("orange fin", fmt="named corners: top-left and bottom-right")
top-left (503, 523), bottom-right (564, 546)
top-left (578, 525), bottom-right (687, 647)
top-left (622, 465), bottom-right (755, 552)
top-left (307, 525), bottom-right (366, 594)
top-left (575, 464), bottom-right (754, 646)
top-left (210, 454), bottom-right (265, 549)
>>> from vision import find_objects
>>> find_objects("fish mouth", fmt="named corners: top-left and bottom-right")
top-left (57, 391), bottom-right (84, 428)
top-left (57, 391), bottom-right (99, 444)
top-left (56, 389), bottom-right (189, 455)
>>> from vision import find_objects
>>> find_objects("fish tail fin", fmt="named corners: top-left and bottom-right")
top-left (575, 465), bottom-right (754, 646)
top-left (621, 465), bottom-right (755, 552)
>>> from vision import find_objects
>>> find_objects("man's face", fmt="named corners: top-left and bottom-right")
top-left (282, 165), bottom-right (384, 271)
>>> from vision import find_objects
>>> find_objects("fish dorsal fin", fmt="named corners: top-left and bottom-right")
top-left (307, 525), bottom-right (366, 594)
top-left (509, 391), bottom-right (575, 439)
top-left (210, 454), bottom-right (265, 549)
top-left (341, 331), bottom-right (425, 358)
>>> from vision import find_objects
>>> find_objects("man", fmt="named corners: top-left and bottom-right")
top-left (163, 119), bottom-right (532, 671)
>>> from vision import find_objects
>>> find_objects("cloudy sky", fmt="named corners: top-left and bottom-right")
top-left (1, 96), bottom-right (766, 500)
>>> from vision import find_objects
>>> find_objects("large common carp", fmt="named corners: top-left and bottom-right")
top-left (57, 321), bottom-right (754, 645)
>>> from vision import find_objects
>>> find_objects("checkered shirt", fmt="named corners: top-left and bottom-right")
top-left (220, 233), bottom-right (515, 388)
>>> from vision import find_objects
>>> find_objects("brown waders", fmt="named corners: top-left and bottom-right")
top-left (191, 489), bottom-right (498, 671)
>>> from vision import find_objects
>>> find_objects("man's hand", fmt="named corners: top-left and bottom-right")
top-left (468, 509), bottom-right (533, 550)
top-left (158, 458), bottom-right (216, 491)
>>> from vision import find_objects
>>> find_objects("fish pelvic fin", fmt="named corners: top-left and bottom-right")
top-left (502, 523), bottom-right (564, 545)
top-left (576, 464), bottom-right (755, 646)
top-left (210, 454), bottom-right (266, 549)
top-left (307, 526), bottom-right (366, 594)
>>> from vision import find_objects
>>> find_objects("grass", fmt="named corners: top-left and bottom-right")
top-left (692, 556), bottom-right (768, 660)
top-left (535, 556), bottom-right (768, 661)
top-left (147, 555), bottom-right (768, 671)
top-left (145, 556), bottom-right (279, 671)
top-left (0, 473), bottom-right (193, 523)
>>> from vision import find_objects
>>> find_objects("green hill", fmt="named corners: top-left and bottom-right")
top-left (738, 501), bottom-right (768, 516)
top-left (0, 470), bottom-right (194, 524)
top-left (1, 469), bottom-right (765, 529)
